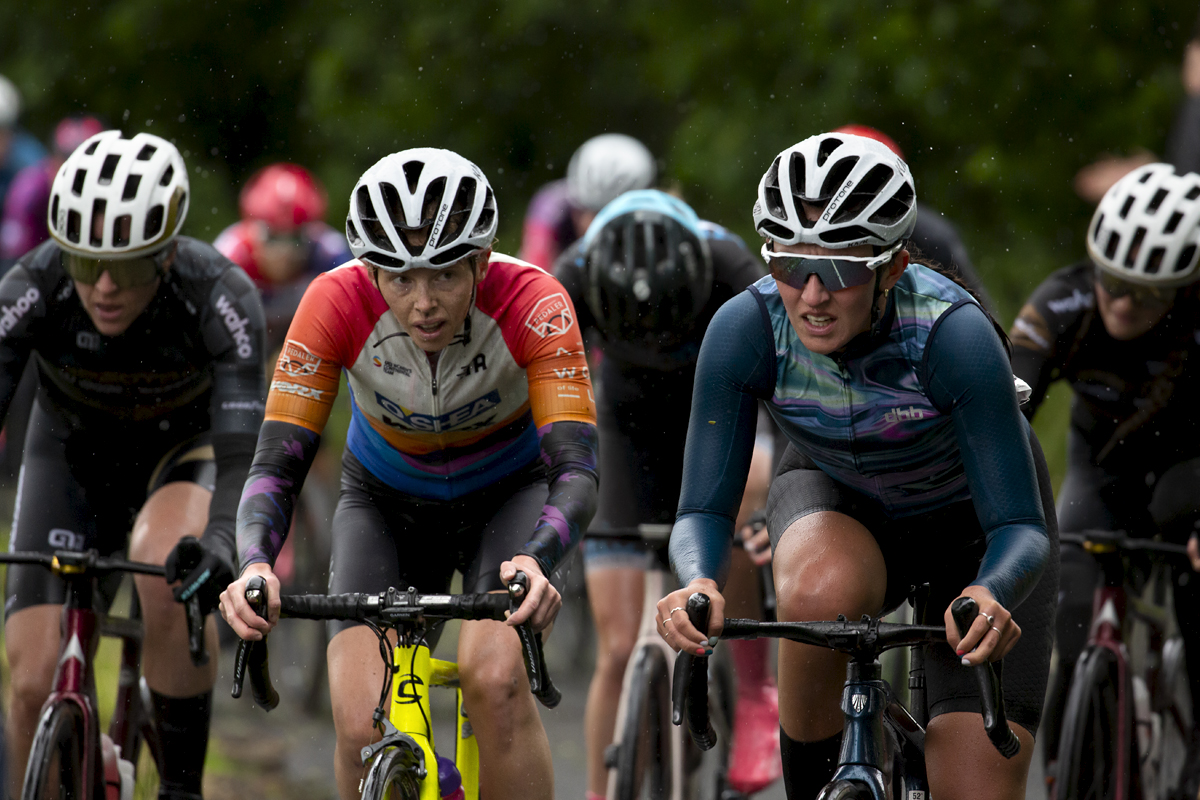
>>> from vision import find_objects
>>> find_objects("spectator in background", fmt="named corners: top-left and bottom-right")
top-left (1, 115), bottom-right (104, 269)
top-left (214, 163), bottom-right (351, 352)
top-left (0, 75), bottom-right (46, 213)
top-left (1074, 9), bottom-right (1200, 203)
top-left (835, 124), bottom-right (997, 312)
top-left (518, 133), bottom-right (655, 269)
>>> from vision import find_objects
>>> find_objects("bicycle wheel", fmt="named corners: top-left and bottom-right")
top-left (1150, 637), bottom-right (1192, 800)
top-left (817, 778), bottom-right (873, 799)
top-left (22, 702), bottom-right (87, 800)
top-left (1055, 646), bottom-right (1137, 800)
top-left (360, 744), bottom-right (424, 800)
top-left (613, 645), bottom-right (673, 800)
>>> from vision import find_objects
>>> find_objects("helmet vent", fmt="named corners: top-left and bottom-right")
top-left (72, 169), bottom-right (87, 196)
top-left (1104, 231), bottom-right (1121, 260)
top-left (471, 187), bottom-right (495, 237)
top-left (1165, 211), bottom-right (1184, 234)
top-left (379, 183), bottom-right (406, 228)
top-left (820, 225), bottom-right (873, 245)
top-left (402, 161), bottom-right (424, 193)
top-left (757, 219), bottom-right (793, 240)
top-left (112, 214), bottom-right (132, 248)
top-left (437, 178), bottom-right (476, 247)
top-left (66, 210), bottom-right (81, 243)
top-left (1138, 171), bottom-right (1153, 183)
top-left (98, 154), bottom-right (120, 185)
top-left (1119, 196), bottom-right (1135, 219)
top-left (1187, 186), bottom-right (1200, 201)
top-left (1145, 247), bottom-right (1165, 274)
top-left (50, 194), bottom-right (59, 225)
top-left (122, 174), bottom-right (141, 201)
top-left (818, 157), bottom-right (858, 202)
top-left (356, 186), bottom-right (395, 253)
top-left (346, 219), bottom-right (362, 246)
top-left (1124, 228), bottom-right (1146, 267)
top-left (420, 178), bottom-right (447, 227)
top-left (90, 199), bottom-right (106, 246)
top-left (832, 164), bottom-right (893, 224)
top-left (136, 144), bottom-right (156, 161)
top-left (429, 243), bottom-right (477, 266)
top-left (144, 204), bottom-right (164, 239)
top-left (816, 137), bottom-right (842, 168)
top-left (159, 164), bottom-right (174, 187)
top-left (84, 140), bottom-right (101, 156)
top-left (869, 182), bottom-right (915, 226)
top-left (1175, 245), bottom-right (1197, 273)
top-left (1146, 188), bottom-right (1169, 214)
top-left (365, 251), bottom-right (407, 270)
top-left (787, 153), bottom-right (806, 199)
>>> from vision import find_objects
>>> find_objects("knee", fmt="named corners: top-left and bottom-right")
top-left (135, 576), bottom-right (182, 631)
top-left (331, 700), bottom-right (377, 766)
top-left (9, 654), bottom-right (54, 718)
top-left (460, 640), bottom-right (526, 717)
top-left (595, 627), bottom-right (637, 680)
top-left (775, 566), bottom-right (879, 624)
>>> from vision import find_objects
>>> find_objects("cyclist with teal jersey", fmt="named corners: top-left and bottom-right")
top-left (555, 190), bottom-right (781, 798)
top-left (657, 132), bottom-right (1057, 800)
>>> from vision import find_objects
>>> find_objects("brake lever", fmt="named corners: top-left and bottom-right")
top-left (507, 570), bottom-right (561, 708)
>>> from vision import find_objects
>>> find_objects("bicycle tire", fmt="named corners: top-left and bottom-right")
top-left (1055, 645), bottom-right (1136, 800)
top-left (1149, 637), bottom-right (1192, 800)
top-left (817, 778), bottom-right (874, 799)
top-left (22, 701), bottom-right (88, 800)
top-left (613, 645), bottom-right (673, 800)
top-left (360, 744), bottom-right (424, 800)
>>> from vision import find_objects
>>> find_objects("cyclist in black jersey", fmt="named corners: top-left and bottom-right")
top-left (1011, 162), bottom-right (1200, 795)
top-left (554, 190), bottom-right (783, 797)
top-left (0, 130), bottom-right (266, 800)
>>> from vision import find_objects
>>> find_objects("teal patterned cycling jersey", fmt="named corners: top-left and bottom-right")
top-left (757, 264), bottom-right (977, 515)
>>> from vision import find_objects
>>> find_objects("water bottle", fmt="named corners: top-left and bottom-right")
top-left (437, 754), bottom-right (465, 800)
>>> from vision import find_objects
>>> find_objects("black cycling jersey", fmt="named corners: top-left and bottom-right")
top-left (911, 202), bottom-right (994, 313)
top-left (1168, 94), bottom-right (1200, 176)
top-left (1011, 260), bottom-right (1200, 469)
top-left (0, 237), bottom-right (267, 562)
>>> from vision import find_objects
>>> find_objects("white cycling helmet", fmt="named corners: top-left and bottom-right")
top-left (753, 132), bottom-right (917, 249)
top-left (345, 147), bottom-right (497, 272)
top-left (1087, 163), bottom-right (1200, 287)
top-left (0, 75), bottom-right (19, 129)
top-left (48, 130), bottom-right (189, 258)
top-left (566, 134), bottom-right (656, 211)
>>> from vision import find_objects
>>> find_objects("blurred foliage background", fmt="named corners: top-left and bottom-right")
top-left (2, 0), bottom-right (1198, 478)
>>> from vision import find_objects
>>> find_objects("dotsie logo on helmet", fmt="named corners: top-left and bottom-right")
top-left (524, 293), bottom-right (575, 338)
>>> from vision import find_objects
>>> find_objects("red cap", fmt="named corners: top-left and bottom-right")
top-left (239, 163), bottom-right (328, 232)
top-left (53, 116), bottom-right (104, 157)
top-left (833, 125), bottom-right (905, 160)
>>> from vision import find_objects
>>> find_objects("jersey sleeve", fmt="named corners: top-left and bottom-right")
top-left (262, 269), bottom-right (364, 433)
top-left (1009, 265), bottom-right (1092, 418)
top-left (0, 258), bottom-right (48, 425)
top-left (552, 242), bottom-right (596, 332)
top-left (926, 303), bottom-right (1050, 609)
top-left (501, 267), bottom-right (597, 427)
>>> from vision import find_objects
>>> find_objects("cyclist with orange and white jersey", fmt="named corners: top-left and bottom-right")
top-left (220, 147), bottom-right (599, 800)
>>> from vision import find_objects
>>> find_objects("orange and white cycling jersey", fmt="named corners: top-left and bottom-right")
top-left (265, 253), bottom-right (596, 499)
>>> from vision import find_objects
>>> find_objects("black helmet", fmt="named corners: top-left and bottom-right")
top-left (583, 190), bottom-right (713, 343)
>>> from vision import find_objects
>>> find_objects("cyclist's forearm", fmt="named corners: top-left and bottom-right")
top-left (972, 522), bottom-right (1051, 610)
top-left (235, 420), bottom-right (321, 572)
top-left (669, 511), bottom-right (733, 589)
top-left (515, 420), bottom-right (598, 577)
top-left (202, 430), bottom-right (258, 565)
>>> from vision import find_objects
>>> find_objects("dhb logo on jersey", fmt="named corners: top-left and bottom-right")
top-left (375, 389), bottom-right (501, 432)
top-left (215, 294), bottom-right (254, 359)
top-left (0, 287), bottom-right (40, 339)
top-left (883, 406), bottom-right (927, 424)
top-left (524, 293), bottom-right (574, 338)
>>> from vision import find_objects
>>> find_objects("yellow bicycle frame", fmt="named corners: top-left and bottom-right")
top-left (389, 642), bottom-right (481, 800)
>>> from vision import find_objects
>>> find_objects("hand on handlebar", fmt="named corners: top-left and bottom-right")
top-left (500, 555), bottom-right (560, 631)
top-left (946, 585), bottom-right (1021, 666)
top-left (738, 519), bottom-right (772, 566)
top-left (657, 580), bottom-right (724, 655)
top-left (165, 535), bottom-right (235, 616)
top-left (219, 563), bottom-right (281, 641)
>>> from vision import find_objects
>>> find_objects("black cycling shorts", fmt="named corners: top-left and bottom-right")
top-left (766, 431), bottom-right (1059, 735)
top-left (327, 451), bottom-right (562, 640)
top-left (4, 399), bottom-right (217, 619)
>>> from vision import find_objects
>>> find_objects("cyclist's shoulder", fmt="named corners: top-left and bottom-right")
top-left (290, 261), bottom-right (388, 355)
top-left (1025, 261), bottom-right (1096, 320)
top-left (523, 179), bottom-right (571, 224)
top-left (478, 252), bottom-right (583, 356)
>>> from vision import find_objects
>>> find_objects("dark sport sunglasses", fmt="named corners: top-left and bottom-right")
top-left (64, 247), bottom-right (170, 289)
top-left (1096, 270), bottom-right (1176, 308)
top-left (760, 242), bottom-right (902, 291)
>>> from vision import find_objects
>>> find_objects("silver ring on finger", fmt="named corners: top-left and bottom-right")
top-left (990, 625), bottom-right (1002, 635)
top-left (669, 606), bottom-right (686, 616)
top-left (663, 618), bottom-right (673, 627)
top-left (984, 613), bottom-right (996, 625)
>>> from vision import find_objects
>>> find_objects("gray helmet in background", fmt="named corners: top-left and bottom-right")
top-left (566, 133), bottom-right (656, 211)
top-left (0, 75), bottom-right (20, 129)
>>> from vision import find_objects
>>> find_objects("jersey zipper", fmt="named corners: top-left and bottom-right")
top-left (833, 353), bottom-right (861, 472)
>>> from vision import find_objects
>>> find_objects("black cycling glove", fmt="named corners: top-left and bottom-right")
top-left (165, 535), bottom-right (235, 616)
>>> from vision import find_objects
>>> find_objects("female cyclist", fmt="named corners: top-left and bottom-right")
top-left (656, 132), bottom-right (1058, 800)
top-left (220, 148), bottom-right (599, 800)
